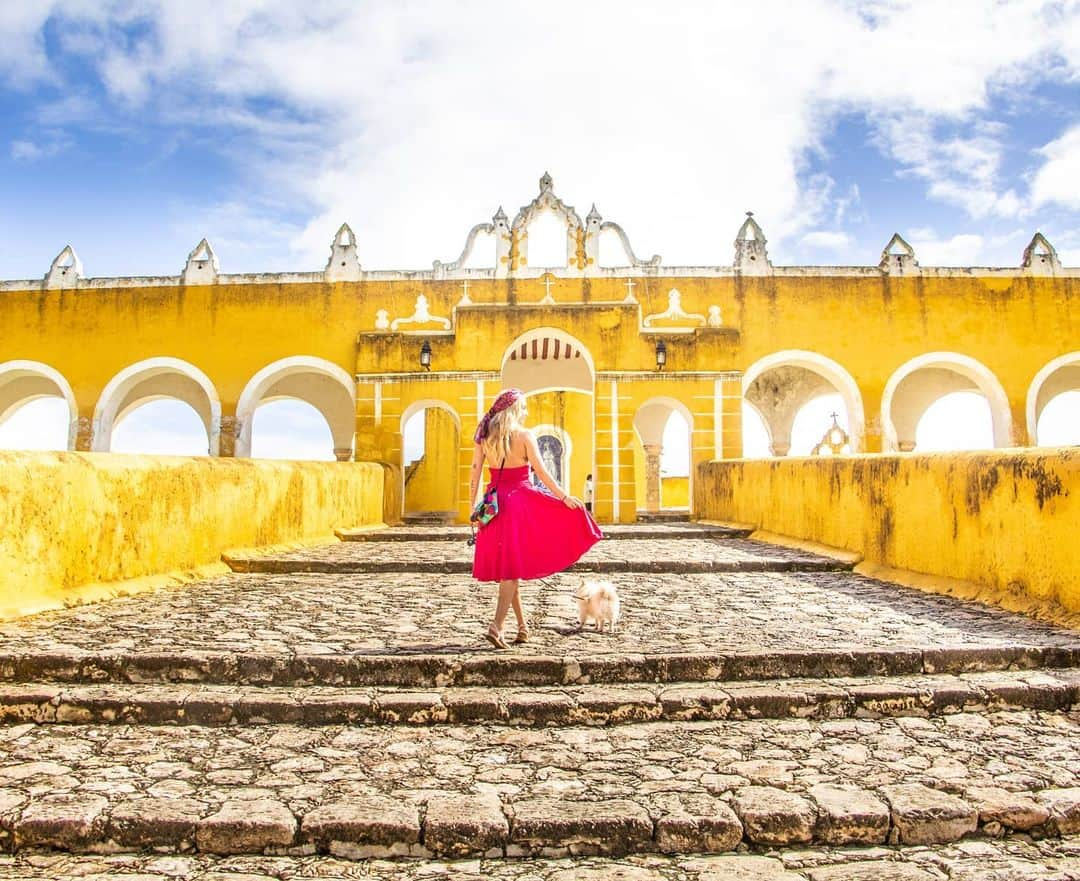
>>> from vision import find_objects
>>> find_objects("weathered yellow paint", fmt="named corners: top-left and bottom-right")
top-left (404, 407), bottom-right (458, 513)
top-left (524, 389), bottom-right (593, 499)
top-left (0, 451), bottom-right (386, 620)
top-left (661, 476), bottom-right (689, 508)
top-left (695, 448), bottom-right (1079, 615)
top-left (1, 271), bottom-right (1075, 522)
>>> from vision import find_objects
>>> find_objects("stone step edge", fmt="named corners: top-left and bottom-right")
top-left (2, 670), bottom-right (1078, 727)
top-left (221, 557), bottom-right (852, 574)
top-left (3, 784), bottom-right (1079, 859)
top-left (336, 527), bottom-right (753, 542)
top-left (4, 644), bottom-right (1079, 687)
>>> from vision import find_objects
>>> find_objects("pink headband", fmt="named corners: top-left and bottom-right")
top-left (474, 388), bottom-right (524, 443)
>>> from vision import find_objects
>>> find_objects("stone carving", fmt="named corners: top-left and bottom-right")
top-left (390, 295), bottom-right (451, 332)
top-left (44, 245), bottom-right (83, 290)
top-left (435, 208), bottom-right (504, 277)
top-left (588, 203), bottom-right (661, 270)
top-left (644, 289), bottom-right (706, 329)
top-left (734, 212), bottom-right (771, 274)
top-left (879, 233), bottom-right (917, 275)
top-left (708, 305), bottom-right (723, 327)
top-left (509, 172), bottom-right (583, 274)
top-left (325, 223), bottom-right (361, 282)
top-left (182, 239), bottom-right (219, 285)
top-left (1021, 232), bottom-right (1060, 275)
top-left (374, 309), bottom-right (390, 330)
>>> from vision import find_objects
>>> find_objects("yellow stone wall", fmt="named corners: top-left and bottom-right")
top-left (695, 448), bottom-right (1080, 614)
top-left (524, 389), bottom-right (593, 499)
top-left (1, 273), bottom-right (1075, 522)
top-left (662, 476), bottom-right (690, 508)
top-left (404, 407), bottom-right (459, 513)
top-left (0, 451), bottom-right (386, 620)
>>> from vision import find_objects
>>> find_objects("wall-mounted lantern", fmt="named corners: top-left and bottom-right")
top-left (655, 339), bottom-right (667, 371)
top-left (419, 340), bottom-right (432, 371)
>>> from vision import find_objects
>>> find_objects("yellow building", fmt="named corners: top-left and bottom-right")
top-left (0, 174), bottom-right (1076, 524)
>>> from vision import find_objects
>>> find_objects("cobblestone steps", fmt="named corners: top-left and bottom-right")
top-left (337, 523), bottom-right (751, 541)
top-left (223, 537), bottom-right (843, 574)
top-left (0, 839), bottom-right (1078, 880)
top-left (1, 711), bottom-right (1079, 858)
top-left (2, 670), bottom-right (1078, 728)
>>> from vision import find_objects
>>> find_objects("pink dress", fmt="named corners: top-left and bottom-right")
top-left (472, 465), bottom-right (603, 582)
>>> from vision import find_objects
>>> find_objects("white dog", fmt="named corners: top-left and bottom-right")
top-left (573, 578), bottom-right (621, 634)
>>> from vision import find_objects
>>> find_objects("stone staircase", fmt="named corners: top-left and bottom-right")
top-left (1, 525), bottom-right (1079, 880)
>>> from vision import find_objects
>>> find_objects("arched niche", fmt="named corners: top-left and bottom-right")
top-left (235, 356), bottom-right (356, 459)
top-left (743, 351), bottom-right (865, 455)
top-left (881, 353), bottom-right (1011, 452)
top-left (93, 357), bottom-right (220, 454)
top-left (0, 360), bottom-right (79, 450)
top-left (1026, 352), bottom-right (1080, 446)
top-left (501, 327), bottom-right (595, 394)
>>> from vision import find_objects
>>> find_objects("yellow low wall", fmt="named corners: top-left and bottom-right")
top-left (661, 476), bottom-right (689, 508)
top-left (0, 451), bottom-right (387, 620)
top-left (696, 448), bottom-right (1079, 616)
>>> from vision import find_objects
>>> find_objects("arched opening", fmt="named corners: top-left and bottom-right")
top-left (1027, 353), bottom-right (1080, 446)
top-left (112, 399), bottom-right (210, 455)
top-left (741, 401), bottom-right (772, 458)
top-left (743, 351), bottom-right (864, 456)
top-left (400, 401), bottom-right (460, 522)
top-left (913, 392), bottom-right (994, 451)
top-left (882, 353), bottom-right (1010, 452)
top-left (501, 328), bottom-right (595, 511)
top-left (789, 394), bottom-right (850, 456)
top-left (93, 358), bottom-right (220, 454)
top-left (0, 361), bottom-right (78, 451)
top-left (633, 398), bottom-right (693, 515)
top-left (1036, 391), bottom-right (1080, 446)
top-left (250, 399), bottom-right (336, 460)
top-left (236, 357), bottom-right (355, 460)
top-left (524, 211), bottom-right (567, 269)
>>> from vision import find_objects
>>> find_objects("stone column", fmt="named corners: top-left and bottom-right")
top-left (333, 447), bottom-right (353, 462)
top-left (644, 443), bottom-right (661, 512)
top-left (898, 440), bottom-right (916, 452)
top-left (769, 441), bottom-right (791, 457)
top-left (74, 416), bottom-right (93, 452)
top-left (217, 416), bottom-right (240, 457)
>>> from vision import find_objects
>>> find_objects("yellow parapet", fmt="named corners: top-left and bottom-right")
top-left (0, 451), bottom-right (387, 620)
top-left (696, 448), bottom-right (1079, 617)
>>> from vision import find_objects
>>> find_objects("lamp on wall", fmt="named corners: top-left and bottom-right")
top-left (655, 339), bottom-right (667, 371)
top-left (419, 340), bottom-right (432, 371)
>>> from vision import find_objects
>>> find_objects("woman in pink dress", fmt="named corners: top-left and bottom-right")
top-left (470, 388), bottom-right (603, 649)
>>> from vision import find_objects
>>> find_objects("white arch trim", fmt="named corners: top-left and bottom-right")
top-left (880, 352), bottom-right (1012, 451)
top-left (634, 395), bottom-right (696, 511)
top-left (235, 356), bottom-right (356, 457)
top-left (399, 398), bottom-right (463, 435)
top-left (1026, 352), bottom-right (1080, 446)
top-left (0, 360), bottom-right (80, 450)
top-left (93, 357), bottom-right (221, 454)
top-left (500, 326), bottom-right (597, 378)
top-left (742, 350), bottom-right (866, 453)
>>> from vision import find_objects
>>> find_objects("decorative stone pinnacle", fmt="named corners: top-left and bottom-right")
top-left (539, 172), bottom-right (553, 192)
top-left (587, 203), bottom-right (602, 223)
top-left (493, 206), bottom-right (508, 223)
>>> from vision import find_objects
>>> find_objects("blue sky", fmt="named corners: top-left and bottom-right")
top-left (1, 1), bottom-right (1078, 460)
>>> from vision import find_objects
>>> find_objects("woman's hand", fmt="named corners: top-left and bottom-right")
top-left (560, 494), bottom-right (585, 510)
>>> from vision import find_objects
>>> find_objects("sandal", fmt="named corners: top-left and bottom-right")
top-left (485, 624), bottom-right (510, 650)
top-left (513, 626), bottom-right (530, 644)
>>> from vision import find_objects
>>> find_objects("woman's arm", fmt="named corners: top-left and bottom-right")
top-left (522, 430), bottom-right (584, 509)
top-left (468, 442), bottom-right (485, 507)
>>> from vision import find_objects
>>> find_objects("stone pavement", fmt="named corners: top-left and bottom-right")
top-left (0, 524), bottom-right (1078, 874)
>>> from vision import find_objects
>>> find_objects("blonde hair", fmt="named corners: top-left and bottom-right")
top-left (482, 397), bottom-right (527, 461)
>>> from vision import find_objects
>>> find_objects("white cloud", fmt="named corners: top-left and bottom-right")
top-left (1031, 124), bottom-right (1080, 211)
top-left (907, 229), bottom-right (986, 265)
top-left (799, 231), bottom-right (853, 251)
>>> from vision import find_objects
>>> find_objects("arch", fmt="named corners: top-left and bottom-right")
top-left (399, 398), bottom-right (463, 436)
top-left (501, 327), bottom-right (596, 394)
top-left (398, 399), bottom-right (462, 519)
top-left (881, 352), bottom-right (1011, 451)
top-left (742, 398), bottom-right (774, 457)
top-left (0, 360), bottom-right (79, 450)
top-left (93, 357), bottom-right (221, 454)
top-left (634, 396), bottom-right (695, 512)
top-left (235, 356), bottom-right (356, 458)
top-left (742, 350), bottom-right (866, 453)
top-left (1026, 352), bottom-right (1080, 445)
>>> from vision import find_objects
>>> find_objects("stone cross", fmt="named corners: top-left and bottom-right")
top-left (624, 277), bottom-right (637, 303)
top-left (459, 279), bottom-right (472, 305)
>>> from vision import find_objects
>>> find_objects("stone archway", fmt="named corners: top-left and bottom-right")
top-left (0, 360), bottom-right (80, 450)
top-left (399, 399), bottom-right (462, 519)
top-left (235, 356), bottom-right (356, 460)
top-left (92, 357), bottom-right (220, 454)
top-left (743, 351), bottom-right (866, 454)
top-left (881, 352), bottom-right (1012, 452)
top-left (1027, 352), bottom-right (1080, 446)
top-left (633, 397), bottom-right (693, 513)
